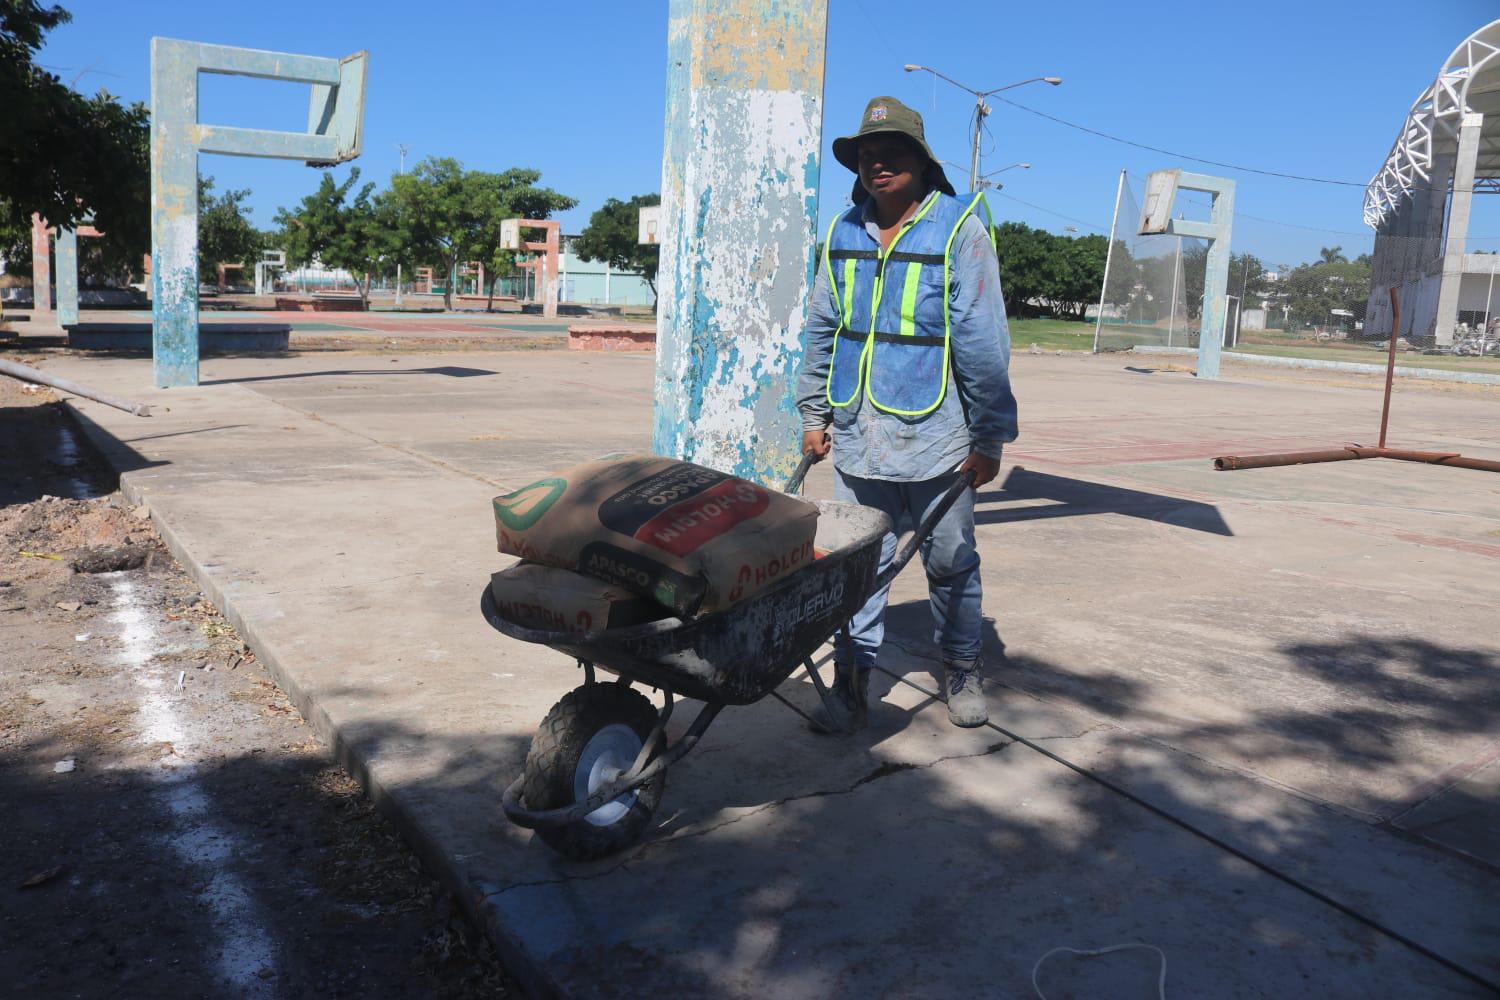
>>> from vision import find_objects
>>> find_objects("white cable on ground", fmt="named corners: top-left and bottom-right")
top-left (1032, 942), bottom-right (1167, 1000)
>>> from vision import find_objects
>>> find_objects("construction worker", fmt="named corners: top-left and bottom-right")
top-left (797, 96), bottom-right (1016, 733)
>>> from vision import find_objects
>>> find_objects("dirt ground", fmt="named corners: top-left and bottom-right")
top-left (0, 377), bottom-right (510, 998)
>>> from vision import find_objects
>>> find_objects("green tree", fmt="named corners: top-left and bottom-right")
top-left (275, 168), bottom-right (396, 310)
top-left (1228, 252), bottom-right (1270, 310)
top-left (388, 157), bottom-right (574, 311)
top-left (573, 193), bottom-right (662, 309)
top-left (1, 2), bottom-right (149, 247)
top-left (198, 177), bottom-right (262, 285)
top-left (468, 168), bottom-right (575, 312)
top-left (1278, 255), bottom-right (1372, 332)
top-left (1318, 245), bottom-right (1347, 265)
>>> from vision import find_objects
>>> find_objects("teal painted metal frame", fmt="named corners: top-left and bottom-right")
top-left (150, 38), bottom-right (366, 387)
top-left (1157, 171), bottom-right (1235, 380)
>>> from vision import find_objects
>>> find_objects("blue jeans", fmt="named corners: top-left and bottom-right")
top-left (832, 468), bottom-right (984, 671)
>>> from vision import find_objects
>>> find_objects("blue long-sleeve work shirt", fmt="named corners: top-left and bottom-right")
top-left (795, 193), bottom-right (1019, 482)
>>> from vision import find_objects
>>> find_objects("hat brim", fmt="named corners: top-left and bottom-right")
top-left (831, 128), bottom-right (956, 202)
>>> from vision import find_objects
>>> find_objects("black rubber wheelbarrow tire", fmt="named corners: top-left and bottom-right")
top-left (521, 681), bottom-right (666, 860)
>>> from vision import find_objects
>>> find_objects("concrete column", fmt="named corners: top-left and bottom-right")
top-left (1195, 179), bottom-right (1235, 380)
top-left (653, 0), bottom-right (828, 485)
top-left (56, 228), bottom-right (79, 327)
top-left (30, 214), bottom-right (51, 317)
top-left (1434, 113), bottom-right (1483, 346)
top-left (150, 37), bottom-right (202, 387)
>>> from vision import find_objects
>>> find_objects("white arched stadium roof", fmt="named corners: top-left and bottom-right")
top-left (1364, 19), bottom-right (1500, 228)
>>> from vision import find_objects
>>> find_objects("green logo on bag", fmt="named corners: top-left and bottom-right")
top-left (493, 478), bottom-right (566, 531)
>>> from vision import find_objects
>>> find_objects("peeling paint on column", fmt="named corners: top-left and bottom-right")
top-left (654, 0), bottom-right (828, 487)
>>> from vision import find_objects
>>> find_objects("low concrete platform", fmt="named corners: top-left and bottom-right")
top-left (34, 349), bottom-right (1500, 996)
top-left (66, 322), bottom-right (290, 353)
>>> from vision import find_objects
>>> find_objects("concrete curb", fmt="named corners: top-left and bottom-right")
top-left (60, 400), bottom-right (563, 999)
top-left (1133, 344), bottom-right (1500, 385)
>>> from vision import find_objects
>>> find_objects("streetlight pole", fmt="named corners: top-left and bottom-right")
top-left (903, 66), bottom-right (1060, 191)
top-left (395, 143), bottom-right (409, 308)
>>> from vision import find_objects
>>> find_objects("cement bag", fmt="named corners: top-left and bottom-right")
top-left (489, 563), bottom-right (669, 635)
top-left (492, 455), bottom-right (819, 617)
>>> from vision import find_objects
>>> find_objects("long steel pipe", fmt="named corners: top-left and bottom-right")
top-left (1215, 446), bottom-right (1500, 474)
top-left (0, 358), bottom-right (152, 416)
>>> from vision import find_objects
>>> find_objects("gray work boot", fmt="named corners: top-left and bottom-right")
top-left (943, 658), bottom-right (987, 728)
top-left (808, 661), bottom-right (869, 735)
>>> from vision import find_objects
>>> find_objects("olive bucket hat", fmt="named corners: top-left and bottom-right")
top-left (831, 96), bottom-right (956, 202)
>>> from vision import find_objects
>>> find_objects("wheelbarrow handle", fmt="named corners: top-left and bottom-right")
top-left (875, 468), bottom-right (978, 590)
top-left (785, 450), bottom-right (817, 495)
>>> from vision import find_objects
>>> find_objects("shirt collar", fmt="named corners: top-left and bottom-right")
top-left (859, 188), bottom-right (939, 228)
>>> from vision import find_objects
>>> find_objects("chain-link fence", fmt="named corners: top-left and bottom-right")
top-left (1093, 171), bottom-right (1201, 352)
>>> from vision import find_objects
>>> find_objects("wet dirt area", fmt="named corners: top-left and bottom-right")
top-left (0, 376), bottom-right (509, 998)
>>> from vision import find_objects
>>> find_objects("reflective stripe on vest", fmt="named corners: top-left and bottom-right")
top-left (823, 191), bottom-right (992, 417)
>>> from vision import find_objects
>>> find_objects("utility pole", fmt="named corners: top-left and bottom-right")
top-left (395, 143), bottom-right (408, 308)
top-left (903, 66), bottom-right (1059, 190)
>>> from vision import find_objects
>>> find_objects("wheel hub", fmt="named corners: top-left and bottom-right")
top-left (574, 723), bottom-right (642, 827)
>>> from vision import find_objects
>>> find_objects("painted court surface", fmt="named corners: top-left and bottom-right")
top-left (38, 347), bottom-right (1500, 995)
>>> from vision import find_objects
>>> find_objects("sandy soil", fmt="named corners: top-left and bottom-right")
top-left (0, 377), bottom-right (509, 998)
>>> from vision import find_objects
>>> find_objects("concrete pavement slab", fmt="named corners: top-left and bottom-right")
top-left (35, 349), bottom-right (1500, 995)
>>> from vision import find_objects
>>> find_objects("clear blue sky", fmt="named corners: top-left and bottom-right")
top-left (35, 0), bottom-right (1499, 268)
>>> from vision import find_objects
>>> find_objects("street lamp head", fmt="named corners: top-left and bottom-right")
top-left (903, 64), bottom-right (923, 72)
top-left (1019, 163), bottom-right (1032, 169)
top-left (1043, 77), bottom-right (1062, 85)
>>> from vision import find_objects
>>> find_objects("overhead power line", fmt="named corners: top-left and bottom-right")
top-left (994, 95), bottom-right (1369, 188)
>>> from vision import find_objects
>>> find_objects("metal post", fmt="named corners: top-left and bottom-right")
top-left (1167, 235), bottom-right (1181, 348)
top-left (1481, 261), bottom-right (1496, 357)
top-left (56, 227), bottom-right (79, 327)
top-left (1379, 287), bottom-right (1400, 449)
top-left (969, 97), bottom-right (983, 193)
top-left (1092, 169), bottom-right (1125, 353)
top-left (653, 0), bottom-right (829, 485)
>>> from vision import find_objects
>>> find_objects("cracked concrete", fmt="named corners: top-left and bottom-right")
top-left (42, 349), bottom-right (1500, 996)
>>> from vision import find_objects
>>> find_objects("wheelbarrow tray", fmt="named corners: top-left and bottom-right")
top-left (480, 499), bottom-right (890, 705)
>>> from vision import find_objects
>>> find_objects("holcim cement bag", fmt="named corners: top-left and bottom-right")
top-left (492, 455), bottom-right (819, 617)
top-left (489, 563), bottom-right (668, 635)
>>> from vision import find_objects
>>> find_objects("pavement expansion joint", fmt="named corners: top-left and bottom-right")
top-left (253, 388), bottom-right (514, 492)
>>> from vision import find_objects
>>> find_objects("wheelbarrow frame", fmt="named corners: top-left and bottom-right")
top-left (484, 454), bottom-right (975, 832)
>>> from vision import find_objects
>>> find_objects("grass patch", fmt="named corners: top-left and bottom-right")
top-left (1010, 317), bottom-right (1097, 351)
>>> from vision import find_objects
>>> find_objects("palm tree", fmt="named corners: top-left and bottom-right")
top-left (1318, 246), bottom-right (1348, 265)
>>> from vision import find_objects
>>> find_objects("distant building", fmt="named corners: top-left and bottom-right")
top-left (1363, 19), bottom-right (1500, 345)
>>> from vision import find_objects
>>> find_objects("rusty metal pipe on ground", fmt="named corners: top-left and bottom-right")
top-left (1214, 447), bottom-right (1500, 473)
top-left (0, 358), bottom-right (151, 416)
top-left (1212, 288), bottom-right (1500, 475)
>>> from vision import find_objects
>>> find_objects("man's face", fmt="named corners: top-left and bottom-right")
top-left (857, 134), bottom-right (926, 201)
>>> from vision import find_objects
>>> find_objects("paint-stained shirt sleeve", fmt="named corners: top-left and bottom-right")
top-left (795, 252), bottom-right (841, 432)
top-left (948, 215), bottom-right (1018, 457)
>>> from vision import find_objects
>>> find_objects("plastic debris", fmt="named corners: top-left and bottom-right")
top-left (53, 758), bottom-right (75, 773)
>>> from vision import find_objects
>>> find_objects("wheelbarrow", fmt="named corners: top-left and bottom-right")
top-left (480, 454), bottom-right (976, 860)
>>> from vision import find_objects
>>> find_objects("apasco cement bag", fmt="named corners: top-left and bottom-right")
top-left (492, 455), bottom-right (819, 617)
top-left (489, 563), bottom-right (669, 635)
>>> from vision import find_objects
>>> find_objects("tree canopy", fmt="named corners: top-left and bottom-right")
top-left (1, 2), bottom-right (149, 242)
top-left (197, 177), bottom-right (263, 285)
top-left (573, 194), bottom-right (661, 307)
top-left (992, 221), bottom-right (1106, 320)
top-left (275, 168), bottom-right (397, 308)
top-left (388, 157), bottom-right (574, 310)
